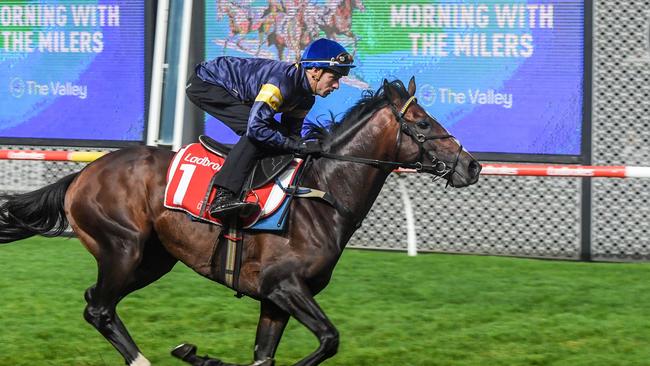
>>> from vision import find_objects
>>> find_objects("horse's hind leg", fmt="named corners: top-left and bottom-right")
top-left (83, 240), bottom-right (147, 365)
top-left (81, 231), bottom-right (176, 366)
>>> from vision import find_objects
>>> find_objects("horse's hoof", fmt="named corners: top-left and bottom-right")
top-left (250, 358), bottom-right (274, 366)
top-left (171, 343), bottom-right (197, 361)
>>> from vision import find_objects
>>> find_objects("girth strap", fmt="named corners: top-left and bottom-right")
top-left (218, 217), bottom-right (245, 298)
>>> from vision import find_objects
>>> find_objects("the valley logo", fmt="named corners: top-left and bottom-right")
top-left (9, 77), bottom-right (25, 98)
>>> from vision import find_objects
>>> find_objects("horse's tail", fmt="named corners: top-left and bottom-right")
top-left (0, 172), bottom-right (78, 243)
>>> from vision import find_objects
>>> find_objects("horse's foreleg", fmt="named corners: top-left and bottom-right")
top-left (267, 277), bottom-right (339, 366)
top-left (252, 300), bottom-right (290, 365)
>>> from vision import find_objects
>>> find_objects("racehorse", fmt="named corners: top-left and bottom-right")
top-left (0, 78), bottom-right (481, 366)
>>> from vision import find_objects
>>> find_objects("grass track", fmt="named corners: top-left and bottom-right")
top-left (1, 237), bottom-right (650, 365)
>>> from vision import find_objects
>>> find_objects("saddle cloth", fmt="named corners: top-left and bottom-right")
top-left (164, 143), bottom-right (303, 229)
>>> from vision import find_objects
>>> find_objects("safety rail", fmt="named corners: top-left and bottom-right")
top-left (3, 149), bottom-right (650, 258)
top-left (0, 150), bottom-right (106, 163)
top-left (3, 149), bottom-right (650, 178)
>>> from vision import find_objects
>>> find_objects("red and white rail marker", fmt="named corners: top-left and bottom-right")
top-left (397, 165), bottom-right (650, 178)
top-left (0, 150), bottom-right (106, 163)
top-left (479, 164), bottom-right (650, 178)
top-left (2, 149), bottom-right (650, 178)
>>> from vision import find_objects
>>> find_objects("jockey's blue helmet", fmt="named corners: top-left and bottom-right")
top-left (299, 38), bottom-right (356, 77)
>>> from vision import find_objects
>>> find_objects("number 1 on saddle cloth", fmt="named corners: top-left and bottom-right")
top-left (164, 141), bottom-right (303, 230)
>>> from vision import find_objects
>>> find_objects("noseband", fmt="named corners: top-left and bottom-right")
top-left (319, 96), bottom-right (463, 185)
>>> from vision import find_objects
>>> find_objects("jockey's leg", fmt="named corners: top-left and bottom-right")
top-left (186, 75), bottom-right (266, 219)
top-left (185, 74), bottom-right (251, 136)
top-left (211, 136), bottom-right (265, 218)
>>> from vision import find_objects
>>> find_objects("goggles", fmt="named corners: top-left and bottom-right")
top-left (332, 52), bottom-right (354, 65)
top-left (300, 52), bottom-right (354, 66)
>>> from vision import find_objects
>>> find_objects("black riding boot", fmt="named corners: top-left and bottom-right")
top-left (209, 187), bottom-right (258, 219)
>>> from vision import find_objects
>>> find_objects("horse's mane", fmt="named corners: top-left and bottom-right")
top-left (304, 79), bottom-right (410, 143)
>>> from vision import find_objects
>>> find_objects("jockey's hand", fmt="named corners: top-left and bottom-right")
top-left (284, 139), bottom-right (322, 156)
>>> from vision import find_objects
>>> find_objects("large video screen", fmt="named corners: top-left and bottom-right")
top-left (0, 0), bottom-right (145, 142)
top-left (204, 0), bottom-right (584, 156)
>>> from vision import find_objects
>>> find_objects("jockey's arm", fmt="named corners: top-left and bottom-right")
top-left (247, 83), bottom-right (288, 149)
top-left (281, 114), bottom-right (306, 138)
top-left (281, 106), bottom-right (311, 138)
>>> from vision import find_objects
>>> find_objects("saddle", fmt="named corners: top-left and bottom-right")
top-left (164, 137), bottom-right (310, 230)
top-left (199, 135), bottom-right (293, 190)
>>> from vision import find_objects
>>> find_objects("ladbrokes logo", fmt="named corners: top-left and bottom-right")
top-left (183, 153), bottom-right (222, 171)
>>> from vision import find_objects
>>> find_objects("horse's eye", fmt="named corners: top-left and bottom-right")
top-left (416, 121), bottom-right (430, 129)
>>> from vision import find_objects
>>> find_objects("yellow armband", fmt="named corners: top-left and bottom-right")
top-left (255, 84), bottom-right (284, 111)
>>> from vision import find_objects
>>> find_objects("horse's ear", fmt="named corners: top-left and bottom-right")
top-left (408, 76), bottom-right (416, 96)
top-left (383, 79), bottom-right (401, 105)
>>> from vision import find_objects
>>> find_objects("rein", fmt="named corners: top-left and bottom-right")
top-left (291, 93), bottom-right (462, 219)
top-left (318, 96), bottom-right (463, 185)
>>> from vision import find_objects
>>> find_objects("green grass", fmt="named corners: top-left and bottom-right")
top-left (2, 237), bottom-right (650, 366)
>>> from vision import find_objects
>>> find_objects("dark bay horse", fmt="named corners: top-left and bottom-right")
top-left (0, 78), bottom-right (480, 366)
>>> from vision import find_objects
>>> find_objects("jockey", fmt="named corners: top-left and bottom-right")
top-left (186, 38), bottom-right (356, 219)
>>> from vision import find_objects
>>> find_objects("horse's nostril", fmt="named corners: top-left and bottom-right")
top-left (468, 160), bottom-right (482, 178)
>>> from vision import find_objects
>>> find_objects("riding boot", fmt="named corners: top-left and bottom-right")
top-left (209, 187), bottom-right (258, 219)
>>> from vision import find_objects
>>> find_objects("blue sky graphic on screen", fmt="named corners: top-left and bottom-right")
top-left (204, 0), bottom-right (583, 155)
top-left (0, 0), bottom-right (145, 141)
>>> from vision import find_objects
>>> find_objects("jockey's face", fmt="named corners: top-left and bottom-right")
top-left (307, 69), bottom-right (342, 97)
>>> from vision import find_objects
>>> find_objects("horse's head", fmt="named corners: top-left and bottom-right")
top-left (381, 77), bottom-right (481, 188)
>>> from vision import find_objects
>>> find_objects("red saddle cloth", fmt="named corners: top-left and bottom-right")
top-left (164, 143), bottom-right (302, 228)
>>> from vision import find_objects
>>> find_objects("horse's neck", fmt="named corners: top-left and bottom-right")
top-left (313, 114), bottom-right (394, 222)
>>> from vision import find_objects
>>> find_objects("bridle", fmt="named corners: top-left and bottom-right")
top-left (319, 95), bottom-right (463, 185)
